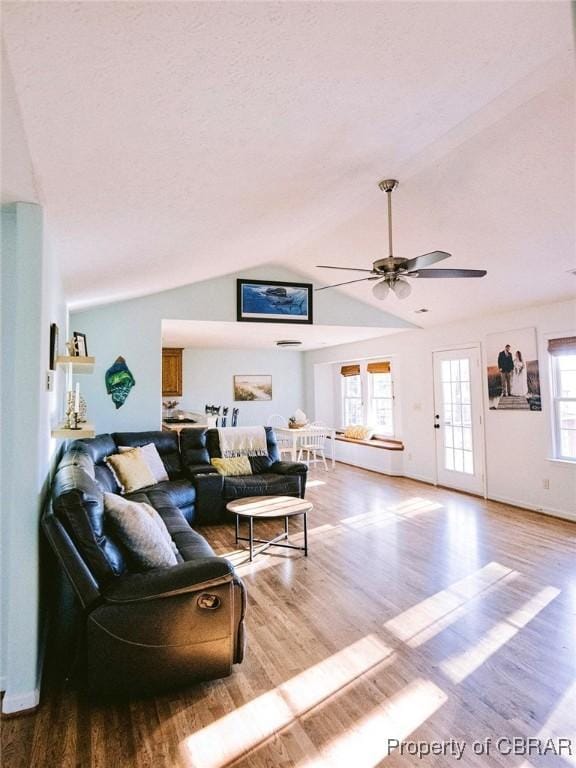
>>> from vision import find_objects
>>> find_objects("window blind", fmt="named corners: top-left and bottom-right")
top-left (367, 361), bottom-right (391, 374)
top-left (340, 364), bottom-right (361, 377)
top-left (547, 337), bottom-right (576, 356)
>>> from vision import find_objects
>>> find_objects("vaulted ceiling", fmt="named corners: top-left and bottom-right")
top-left (3, 2), bottom-right (574, 325)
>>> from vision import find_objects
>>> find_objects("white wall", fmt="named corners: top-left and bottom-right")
top-left (70, 264), bottom-right (404, 435)
top-left (1, 53), bottom-right (67, 713)
top-left (178, 348), bottom-right (305, 426)
top-left (305, 299), bottom-right (576, 521)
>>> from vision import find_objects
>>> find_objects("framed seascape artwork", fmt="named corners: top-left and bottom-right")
top-left (486, 327), bottom-right (541, 411)
top-left (233, 375), bottom-right (272, 401)
top-left (237, 279), bottom-right (313, 324)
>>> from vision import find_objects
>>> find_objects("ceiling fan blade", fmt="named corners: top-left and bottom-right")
top-left (316, 265), bottom-right (375, 273)
top-left (407, 268), bottom-right (487, 278)
top-left (315, 276), bottom-right (380, 291)
top-left (403, 250), bottom-right (451, 271)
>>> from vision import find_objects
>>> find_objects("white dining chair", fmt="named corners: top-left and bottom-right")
top-left (266, 414), bottom-right (291, 457)
top-left (266, 414), bottom-right (288, 427)
top-left (297, 426), bottom-right (329, 470)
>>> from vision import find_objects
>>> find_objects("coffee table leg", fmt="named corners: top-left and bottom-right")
top-left (284, 516), bottom-right (289, 540)
top-left (235, 514), bottom-right (239, 545)
top-left (249, 516), bottom-right (254, 562)
top-left (304, 512), bottom-right (308, 556)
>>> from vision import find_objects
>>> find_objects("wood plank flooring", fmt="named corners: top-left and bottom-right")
top-left (2, 464), bottom-right (576, 768)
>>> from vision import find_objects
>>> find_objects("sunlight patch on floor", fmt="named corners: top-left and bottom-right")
top-left (298, 678), bottom-right (448, 768)
top-left (306, 479), bottom-right (327, 488)
top-left (445, 507), bottom-right (480, 570)
top-left (340, 498), bottom-right (442, 530)
top-left (536, 681), bottom-right (576, 764)
top-left (386, 497), bottom-right (444, 515)
top-left (440, 585), bottom-right (561, 683)
top-left (384, 562), bottom-right (517, 647)
top-left (179, 635), bottom-right (395, 768)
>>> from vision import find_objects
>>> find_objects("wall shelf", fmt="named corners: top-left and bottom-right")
top-left (56, 355), bottom-right (95, 372)
top-left (51, 423), bottom-right (96, 440)
top-left (54, 354), bottom-right (97, 439)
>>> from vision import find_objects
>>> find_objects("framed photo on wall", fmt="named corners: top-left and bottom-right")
top-left (237, 279), bottom-right (313, 324)
top-left (486, 327), bottom-right (541, 411)
top-left (233, 375), bottom-right (272, 401)
top-left (49, 323), bottom-right (59, 370)
top-left (73, 331), bottom-right (88, 357)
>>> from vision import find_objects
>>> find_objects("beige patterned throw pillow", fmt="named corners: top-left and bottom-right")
top-left (344, 425), bottom-right (373, 440)
top-left (104, 493), bottom-right (178, 569)
top-left (211, 456), bottom-right (253, 476)
top-left (105, 448), bottom-right (156, 494)
top-left (119, 443), bottom-right (169, 483)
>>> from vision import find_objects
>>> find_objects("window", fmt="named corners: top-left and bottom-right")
top-left (549, 336), bottom-right (576, 461)
top-left (341, 365), bottom-right (362, 426)
top-left (340, 360), bottom-right (395, 435)
top-left (367, 361), bottom-right (394, 436)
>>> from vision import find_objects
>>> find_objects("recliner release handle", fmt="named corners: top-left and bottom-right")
top-left (197, 593), bottom-right (221, 610)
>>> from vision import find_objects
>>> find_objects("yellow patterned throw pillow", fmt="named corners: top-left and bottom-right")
top-left (344, 425), bottom-right (373, 441)
top-left (105, 448), bottom-right (157, 494)
top-left (211, 457), bottom-right (253, 476)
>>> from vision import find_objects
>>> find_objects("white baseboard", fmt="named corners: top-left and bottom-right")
top-left (402, 471), bottom-right (437, 486)
top-left (343, 463), bottom-right (576, 523)
top-left (2, 687), bottom-right (40, 714)
top-left (487, 494), bottom-right (576, 523)
top-left (1, 604), bottom-right (49, 715)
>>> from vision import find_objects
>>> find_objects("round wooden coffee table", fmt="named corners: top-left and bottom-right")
top-left (226, 495), bottom-right (312, 561)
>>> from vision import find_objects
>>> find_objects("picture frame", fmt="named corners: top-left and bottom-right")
top-left (237, 279), bottom-right (313, 324)
top-left (486, 327), bottom-right (541, 411)
top-left (49, 323), bottom-right (59, 370)
top-left (233, 375), bottom-right (272, 401)
top-left (73, 331), bottom-right (88, 357)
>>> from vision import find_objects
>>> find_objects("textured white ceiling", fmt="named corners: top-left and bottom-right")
top-left (3, 2), bottom-right (575, 325)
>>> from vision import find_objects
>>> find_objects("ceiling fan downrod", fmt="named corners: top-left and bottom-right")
top-left (378, 179), bottom-right (399, 259)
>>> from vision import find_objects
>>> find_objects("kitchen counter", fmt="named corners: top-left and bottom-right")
top-left (162, 412), bottom-right (217, 432)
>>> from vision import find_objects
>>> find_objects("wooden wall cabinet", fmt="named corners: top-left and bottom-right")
top-left (162, 348), bottom-right (183, 397)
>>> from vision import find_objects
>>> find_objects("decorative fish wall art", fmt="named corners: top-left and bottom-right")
top-left (105, 356), bottom-right (135, 409)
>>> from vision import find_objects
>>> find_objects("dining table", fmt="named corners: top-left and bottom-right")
top-left (275, 425), bottom-right (337, 469)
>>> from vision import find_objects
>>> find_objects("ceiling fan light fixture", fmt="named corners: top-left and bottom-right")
top-left (372, 280), bottom-right (390, 300)
top-left (391, 278), bottom-right (412, 299)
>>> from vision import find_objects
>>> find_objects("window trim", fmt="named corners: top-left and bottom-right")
top-left (545, 331), bottom-right (576, 464)
top-left (550, 353), bottom-right (576, 463)
top-left (339, 358), bottom-right (397, 437)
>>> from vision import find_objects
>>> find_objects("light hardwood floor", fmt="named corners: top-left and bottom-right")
top-left (3, 464), bottom-right (576, 768)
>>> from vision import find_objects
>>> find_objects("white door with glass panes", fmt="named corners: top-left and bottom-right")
top-left (433, 348), bottom-right (485, 495)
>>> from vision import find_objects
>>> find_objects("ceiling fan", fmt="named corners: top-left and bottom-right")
top-left (316, 179), bottom-right (487, 299)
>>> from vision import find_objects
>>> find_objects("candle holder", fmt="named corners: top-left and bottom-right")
top-left (70, 412), bottom-right (81, 430)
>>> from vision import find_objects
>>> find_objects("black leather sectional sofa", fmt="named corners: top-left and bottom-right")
top-left (43, 426), bottom-right (307, 696)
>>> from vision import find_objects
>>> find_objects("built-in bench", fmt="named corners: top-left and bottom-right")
top-left (329, 432), bottom-right (405, 475)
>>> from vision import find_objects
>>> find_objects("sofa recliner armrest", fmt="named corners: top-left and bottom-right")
top-left (184, 463), bottom-right (219, 478)
top-left (192, 472), bottom-right (226, 522)
top-left (102, 556), bottom-right (234, 603)
top-left (269, 460), bottom-right (308, 498)
top-left (269, 460), bottom-right (308, 475)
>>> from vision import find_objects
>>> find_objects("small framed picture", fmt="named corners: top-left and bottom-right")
top-left (73, 331), bottom-right (88, 357)
top-left (233, 375), bottom-right (272, 401)
top-left (49, 323), bottom-right (59, 370)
